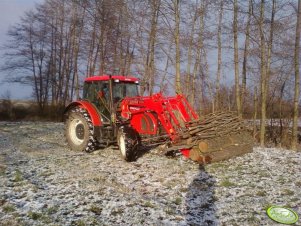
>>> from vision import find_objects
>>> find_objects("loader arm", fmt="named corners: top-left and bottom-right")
top-left (120, 93), bottom-right (198, 142)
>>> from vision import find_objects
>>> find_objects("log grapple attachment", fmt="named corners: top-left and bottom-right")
top-left (119, 93), bottom-right (254, 164)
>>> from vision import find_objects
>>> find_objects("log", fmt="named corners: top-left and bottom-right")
top-left (198, 141), bottom-right (209, 153)
top-left (189, 148), bottom-right (205, 163)
top-left (204, 143), bottom-right (253, 163)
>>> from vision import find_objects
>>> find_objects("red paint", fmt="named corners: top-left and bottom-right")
top-left (85, 75), bottom-right (139, 83)
top-left (180, 149), bottom-right (190, 158)
top-left (65, 101), bottom-right (102, 126)
top-left (120, 93), bottom-right (199, 142)
top-left (130, 112), bottom-right (158, 135)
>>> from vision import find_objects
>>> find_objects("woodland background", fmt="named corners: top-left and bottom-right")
top-left (0, 0), bottom-right (300, 149)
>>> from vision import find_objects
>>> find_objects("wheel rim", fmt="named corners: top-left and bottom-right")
top-left (69, 118), bottom-right (85, 145)
top-left (119, 133), bottom-right (126, 157)
top-left (75, 124), bottom-right (85, 139)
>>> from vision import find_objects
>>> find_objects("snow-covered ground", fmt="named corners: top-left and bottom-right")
top-left (0, 122), bottom-right (300, 226)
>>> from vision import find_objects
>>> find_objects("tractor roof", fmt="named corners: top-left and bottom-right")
top-left (85, 75), bottom-right (139, 83)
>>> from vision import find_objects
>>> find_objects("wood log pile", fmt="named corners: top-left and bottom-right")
top-left (184, 112), bottom-right (254, 164)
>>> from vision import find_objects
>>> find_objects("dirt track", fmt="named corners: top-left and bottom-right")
top-left (0, 121), bottom-right (300, 225)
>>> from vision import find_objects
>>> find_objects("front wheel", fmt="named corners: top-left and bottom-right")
top-left (118, 126), bottom-right (140, 162)
top-left (65, 108), bottom-right (98, 152)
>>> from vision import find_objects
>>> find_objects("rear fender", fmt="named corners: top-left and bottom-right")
top-left (64, 101), bottom-right (102, 126)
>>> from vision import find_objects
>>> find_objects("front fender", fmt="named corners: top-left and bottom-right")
top-left (64, 101), bottom-right (102, 126)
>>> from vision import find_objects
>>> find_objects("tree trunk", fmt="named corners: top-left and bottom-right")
top-left (87, 18), bottom-right (97, 76)
top-left (253, 87), bottom-right (258, 138)
top-left (186, 4), bottom-right (197, 102)
top-left (292, 0), bottom-right (301, 150)
top-left (241, 0), bottom-right (252, 113)
top-left (279, 82), bottom-right (285, 145)
top-left (233, 0), bottom-right (241, 117)
top-left (192, 2), bottom-right (205, 109)
top-left (216, 0), bottom-right (223, 111)
top-left (259, 0), bottom-right (267, 147)
top-left (265, 0), bottom-right (276, 114)
top-left (148, 0), bottom-right (160, 95)
top-left (174, 0), bottom-right (181, 94)
top-left (160, 54), bottom-right (170, 92)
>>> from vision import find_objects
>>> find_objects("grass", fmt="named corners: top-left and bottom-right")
top-left (256, 190), bottom-right (266, 197)
top-left (258, 171), bottom-right (270, 178)
top-left (89, 205), bottom-right (102, 215)
top-left (0, 218), bottom-right (22, 226)
top-left (208, 162), bottom-right (226, 170)
top-left (290, 197), bottom-right (300, 203)
top-left (93, 176), bottom-right (105, 182)
top-left (164, 180), bottom-right (178, 189)
top-left (28, 211), bottom-right (43, 220)
top-left (282, 189), bottom-right (295, 196)
top-left (180, 187), bottom-right (188, 193)
top-left (295, 181), bottom-right (301, 187)
top-left (220, 179), bottom-right (236, 187)
top-left (233, 165), bottom-right (245, 172)
top-left (39, 171), bottom-right (54, 177)
top-left (165, 206), bottom-right (175, 215)
top-left (3, 204), bottom-right (16, 213)
top-left (143, 201), bottom-right (155, 208)
top-left (111, 208), bottom-right (124, 216)
top-left (173, 197), bottom-right (182, 205)
top-left (14, 169), bottom-right (23, 182)
top-left (263, 203), bottom-right (273, 211)
top-left (0, 199), bottom-right (6, 206)
top-left (0, 164), bottom-right (6, 176)
top-left (277, 176), bottom-right (287, 185)
top-left (46, 205), bottom-right (59, 215)
top-left (71, 220), bottom-right (86, 226)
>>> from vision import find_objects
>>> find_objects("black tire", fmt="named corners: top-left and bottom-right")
top-left (118, 125), bottom-right (140, 162)
top-left (65, 107), bottom-right (98, 152)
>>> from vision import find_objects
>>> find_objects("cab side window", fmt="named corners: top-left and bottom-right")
top-left (99, 82), bottom-right (109, 101)
top-left (83, 82), bottom-right (96, 101)
top-left (83, 82), bottom-right (105, 104)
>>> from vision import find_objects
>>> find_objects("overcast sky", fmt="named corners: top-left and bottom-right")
top-left (0, 0), bottom-right (43, 100)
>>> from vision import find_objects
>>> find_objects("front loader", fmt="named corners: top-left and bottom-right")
top-left (64, 75), bottom-right (253, 163)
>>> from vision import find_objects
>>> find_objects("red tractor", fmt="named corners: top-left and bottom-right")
top-left (64, 75), bottom-right (253, 163)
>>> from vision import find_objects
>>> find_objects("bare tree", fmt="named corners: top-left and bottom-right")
top-left (292, 0), bottom-right (301, 150)
top-left (259, 0), bottom-right (267, 147)
top-left (3, 10), bottom-right (50, 113)
top-left (174, 0), bottom-right (181, 94)
top-left (215, 0), bottom-right (223, 111)
top-left (185, 1), bottom-right (198, 103)
top-left (253, 87), bottom-right (258, 138)
top-left (141, 0), bottom-right (161, 95)
top-left (233, 0), bottom-right (241, 117)
top-left (194, 2), bottom-right (206, 112)
top-left (241, 0), bottom-right (252, 114)
top-left (265, 0), bottom-right (276, 104)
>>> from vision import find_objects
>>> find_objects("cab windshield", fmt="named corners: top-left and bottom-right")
top-left (113, 82), bottom-right (138, 102)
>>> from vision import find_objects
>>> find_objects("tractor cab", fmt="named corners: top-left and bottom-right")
top-left (82, 75), bottom-right (139, 122)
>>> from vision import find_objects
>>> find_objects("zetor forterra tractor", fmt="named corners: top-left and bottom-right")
top-left (64, 75), bottom-right (253, 164)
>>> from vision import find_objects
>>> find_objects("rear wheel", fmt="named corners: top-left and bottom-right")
top-left (118, 125), bottom-right (140, 161)
top-left (65, 107), bottom-right (98, 152)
